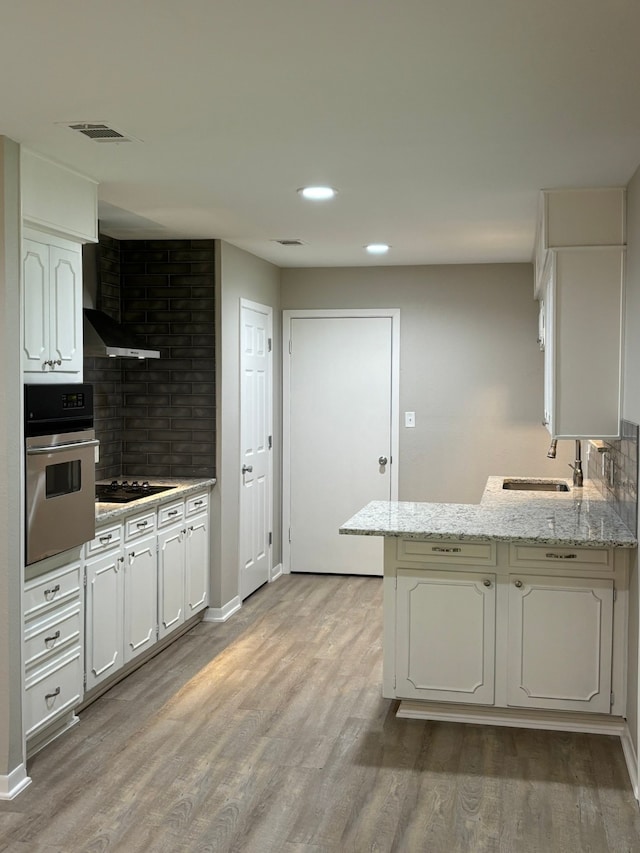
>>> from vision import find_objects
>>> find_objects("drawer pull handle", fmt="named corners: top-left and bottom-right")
top-left (514, 580), bottom-right (523, 588)
top-left (168, 509), bottom-right (179, 517)
top-left (136, 521), bottom-right (148, 529)
top-left (194, 500), bottom-right (204, 506)
top-left (545, 552), bottom-right (577, 560)
top-left (44, 630), bottom-right (61, 646)
top-left (45, 687), bottom-right (61, 701)
top-left (44, 584), bottom-right (60, 599)
top-left (483, 579), bottom-right (492, 588)
top-left (100, 534), bottom-right (113, 544)
top-left (431, 546), bottom-right (461, 553)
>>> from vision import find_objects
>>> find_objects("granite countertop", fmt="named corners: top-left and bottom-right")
top-left (340, 476), bottom-right (637, 548)
top-left (95, 477), bottom-right (216, 523)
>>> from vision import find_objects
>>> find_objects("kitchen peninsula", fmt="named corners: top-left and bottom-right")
top-left (341, 476), bottom-right (637, 751)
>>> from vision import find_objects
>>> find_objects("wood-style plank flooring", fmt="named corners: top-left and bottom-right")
top-left (1, 573), bottom-right (640, 852)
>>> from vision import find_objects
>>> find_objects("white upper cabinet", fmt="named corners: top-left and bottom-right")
top-left (21, 149), bottom-right (98, 244)
top-left (23, 231), bottom-right (83, 381)
top-left (535, 188), bottom-right (625, 440)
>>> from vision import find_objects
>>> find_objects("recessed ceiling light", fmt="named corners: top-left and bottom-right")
top-left (365, 243), bottom-right (390, 255)
top-left (297, 186), bottom-right (337, 201)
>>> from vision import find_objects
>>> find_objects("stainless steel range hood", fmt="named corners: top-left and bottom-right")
top-left (83, 309), bottom-right (160, 359)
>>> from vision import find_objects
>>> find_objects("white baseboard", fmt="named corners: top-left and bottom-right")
top-left (270, 562), bottom-right (283, 582)
top-left (621, 722), bottom-right (639, 801)
top-left (0, 763), bottom-right (31, 800)
top-left (203, 596), bottom-right (241, 623)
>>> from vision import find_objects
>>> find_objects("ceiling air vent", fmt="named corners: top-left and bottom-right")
top-left (60, 122), bottom-right (141, 143)
top-left (272, 239), bottom-right (305, 246)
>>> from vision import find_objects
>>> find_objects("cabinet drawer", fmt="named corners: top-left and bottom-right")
top-left (125, 511), bottom-right (157, 541)
top-left (24, 563), bottom-right (81, 621)
top-left (85, 524), bottom-right (123, 558)
top-left (397, 538), bottom-right (496, 566)
top-left (24, 604), bottom-right (81, 672)
top-left (186, 492), bottom-right (208, 516)
top-left (24, 648), bottom-right (82, 738)
top-left (158, 500), bottom-right (185, 527)
top-left (509, 543), bottom-right (611, 571)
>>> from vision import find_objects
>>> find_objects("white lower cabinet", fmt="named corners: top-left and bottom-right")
top-left (123, 533), bottom-right (158, 664)
top-left (84, 541), bottom-right (124, 692)
top-left (158, 504), bottom-right (209, 639)
top-left (507, 574), bottom-right (613, 713)
top-left (388, 539), bottom-right (626, 720)
top-left (85, 515), bottom-right (158, 691)
top-left (396, 568), bottom-right (495, 705)
top-left (185, 512), bottom-right (209, 618)
top-left (23, 562), bottom-right (84, 745)
top-left (85, 491), bottom-right (210, 692)
top-left (158, 522), bottom-right (186, 640)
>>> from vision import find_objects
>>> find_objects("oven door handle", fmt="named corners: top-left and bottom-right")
top-left (27, 438), bottom-right (100, 455)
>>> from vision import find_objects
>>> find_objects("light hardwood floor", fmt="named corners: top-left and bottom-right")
top-left (1, 573), bottom-right (640, 853)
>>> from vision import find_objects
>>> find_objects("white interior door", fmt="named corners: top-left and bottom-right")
top-left (284, 311), bottom-right (399, 576)
top-left (239, 300), bottom-right (273, 599)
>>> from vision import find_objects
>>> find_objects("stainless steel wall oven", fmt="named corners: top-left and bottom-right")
top-left (25, 384), bottom-right (98, 567)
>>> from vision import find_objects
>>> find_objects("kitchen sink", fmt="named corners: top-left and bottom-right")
top-left (502, 479), bottom-right (569, 492)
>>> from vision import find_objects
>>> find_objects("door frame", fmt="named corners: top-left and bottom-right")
top-left (282, 307), bottom-right (400, 574)
top-left (239, 298), bottom-right (274, 597)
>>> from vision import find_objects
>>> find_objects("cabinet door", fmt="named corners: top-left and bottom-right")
top-left (123, 534), bottom-right (157, 663)
top-left (507, 574), bottom-right (613, 713)
top-left (185, 513), bottom-right (209, 617)
top-left (49, 245), bottom-right (82, 375)
top-left (542, 264), bottom-right (555, 433)
top-left (22, 238), bottom-right (49, 373)
top-left (85, 550), bottom-right (124, 691)
top-left (157, 523), bottom-right (186, 640)
top-left (395, 568), bottom-right (496, 705)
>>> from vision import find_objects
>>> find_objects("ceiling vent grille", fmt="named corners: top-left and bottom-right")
top-left (272, 239), bottom-right (305, 246)
top-left (60, 122), bottom-right (141, 143)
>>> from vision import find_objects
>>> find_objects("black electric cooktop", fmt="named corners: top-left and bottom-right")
top-left (95, 481), bottom-right (176, 504)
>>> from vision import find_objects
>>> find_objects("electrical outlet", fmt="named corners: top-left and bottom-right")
top-left (405, 411), bottom-right (416, 428)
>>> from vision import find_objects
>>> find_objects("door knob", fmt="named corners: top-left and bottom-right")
top-left (242, 465), bottom-right (253, 474)
top-left (378, 456), bottom-right (388, 466)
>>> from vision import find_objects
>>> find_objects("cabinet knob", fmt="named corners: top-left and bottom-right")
top-left (514, 579), bottom-right (523, 588)
top-left (483, 578), bottom-right (492, 588)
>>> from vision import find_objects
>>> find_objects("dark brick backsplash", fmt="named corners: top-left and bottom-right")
top-left (586, 419), bottom-right (638, 535)
top-left (84, 235), bottom-right (216, 480)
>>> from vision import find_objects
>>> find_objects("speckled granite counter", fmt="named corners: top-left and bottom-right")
top-left (95, 477), bottom-right (216, 523)
top-left (340, 476), bottom-right (637, 548)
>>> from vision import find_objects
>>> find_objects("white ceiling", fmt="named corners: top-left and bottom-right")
top-left (2, 0), bottom-right (640, 267)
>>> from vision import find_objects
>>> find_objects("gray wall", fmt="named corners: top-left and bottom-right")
top-left (281, 263), bottom-right (573, 504)
top-left (0, 138), bottom-right (24, 786)
top-left (212, 241), bottom-right (281, 610)
top-left (623, 165), bottom-right (640, 758)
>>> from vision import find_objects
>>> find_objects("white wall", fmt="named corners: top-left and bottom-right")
top-left (0, 137), bottom-right (26, 794)
top-left (281, 263), bottom-right (572, 503)
top-left (212, 241), bottom-right (281, 610)
top-left (623, 166), bottom-right (640, 760)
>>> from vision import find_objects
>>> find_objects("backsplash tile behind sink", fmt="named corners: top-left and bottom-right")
top-left (586, 419), bottom-right (638, 535)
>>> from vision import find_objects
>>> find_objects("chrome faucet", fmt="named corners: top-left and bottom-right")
top-left (568, 439), bottom-right (583, 487)
top-left (546, 439), bottom-right (558, 459)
